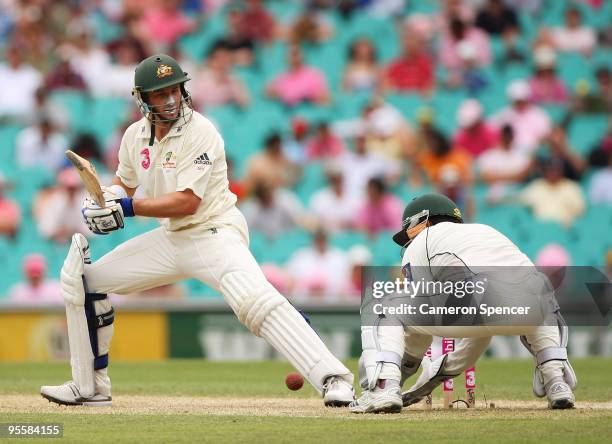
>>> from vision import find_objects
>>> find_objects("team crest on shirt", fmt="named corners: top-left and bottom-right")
top-left (162, 151), bottom-right (177, 169)
top-left (156, 64), bottom-right (173, 78)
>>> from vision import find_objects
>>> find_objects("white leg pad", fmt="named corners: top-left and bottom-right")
top-left (220, 271), bottom-right (353, 393)
top-left (360, 325), bottom-right (404, 389)
top-left (65, 303), bottom-right (95, 398)
top-left (61, 234), bottom-right (114, 398)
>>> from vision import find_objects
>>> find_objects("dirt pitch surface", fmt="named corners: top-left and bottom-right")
top-left (4, 394), bottom-right (612, 418)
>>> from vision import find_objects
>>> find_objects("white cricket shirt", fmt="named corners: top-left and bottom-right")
top-left (116, 110), bottom-right (237, 231)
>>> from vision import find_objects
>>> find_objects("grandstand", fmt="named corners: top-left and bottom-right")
top-left (0, 0), bottom-right (611, 299)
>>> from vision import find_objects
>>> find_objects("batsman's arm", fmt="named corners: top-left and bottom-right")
top-left (132, 189), bottom-right (201, 218)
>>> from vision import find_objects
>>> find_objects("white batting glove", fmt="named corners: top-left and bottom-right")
top-left (81, 197), bottom-right (125, 235)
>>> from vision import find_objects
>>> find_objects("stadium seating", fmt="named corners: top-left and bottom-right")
top-left (1, 0), bottom-right (611, 299)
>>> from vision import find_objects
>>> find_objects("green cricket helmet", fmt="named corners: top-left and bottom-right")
top-left (392, 193), bottom-right (463, 247)
top-left (132, 54), bottom-right (193, 130)
top-left (133, 54), bottom-right (190, 93)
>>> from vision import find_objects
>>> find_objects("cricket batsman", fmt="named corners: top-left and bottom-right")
top-left (349, 193), bottom-right (577, 413)
top-left (40, 54), bottom-right (355, 406)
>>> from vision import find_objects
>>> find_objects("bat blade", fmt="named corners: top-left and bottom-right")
top-left (65, 150), bottom-right (106, 208)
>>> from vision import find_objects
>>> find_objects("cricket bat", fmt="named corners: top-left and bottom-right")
top-left (65, 150), bottom-right (105, 208)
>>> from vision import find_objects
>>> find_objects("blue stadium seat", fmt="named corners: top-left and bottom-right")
top-left (568, 115), bottom-right (608, 154)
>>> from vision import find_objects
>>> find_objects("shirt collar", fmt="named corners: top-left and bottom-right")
top-left (135, 118), bottom-right (188, 140)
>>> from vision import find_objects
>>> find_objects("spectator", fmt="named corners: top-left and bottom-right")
top-left (139, 0), bottom-right (196, 48)
top-left (9, 254), bottom-right (62, 305)
top-left (541, 126), bottom-right (586, 181)
top-left (239, 0), bottom-right (277, 44)
top-left (217, 9), bottom-right (255, 66)
top-left (439, 17), bottom-right (492, 71)
top-left (44, 54), bottom-right (87, 92)
top-left (306, 122), bottom-right (345, 160)
top-left (30, 87), bottom-right (69, 130)
top-left (589, 151), bottom-right (612, 205)
top-left (283, 117), bottom-right (310, 165)
top-left (551, 7), bottom-right (596, 56)
top-left (261, 263), bottom-right (291, 295)
top-left (382, 31), bottom-right (434, 94)
top-left (0, 45), bottom-right (42, 120)
top-left (573, 67), bottom-right (612, 114)
top-left (355, 177), bottom-right (403, 236)
top-left (0, 174), bottom-right (21, 239)
top-left (535, 243), bottom-right (572, 267)
top-left (491, 80), bottom-right (552, 153)
top-left (342, 38), bottom-right (380, 92)
top-left (437, 164), bottom-right (476, 222)
top-left (240, 183), bottom-right (312, 239)
top-left (478, 125), bottom-right (531, 186)
top-left (342, 244), bottom-right (372, 299)
top-left (16, 117), bottom-right (67, 172)
top-left (244, 132), bottom-right (301, 191)
top-left (453, 99), bottom-right (500, 157)
top-left (529, 47), bottom-right (568, 105)
top-left (309, 164), bottom-right (359, 232)
top-left (341, 135), bottom-right (399, 201)
top-left (266, 45), bottom-right (330, 107)
top-left (37, 168), bottom-right (90, 243)
top-left (417, 129), bottom-right (472, 186)
top-left (588, 118), bottom-right (612, 167)
top-left (364, 100), bottom-right (413, 162)
top-left (287, 8), bottom-right (333, 44)
top-left (520, 158), bottom-right (585, 226)
top-left (97, 40), bottom-right (142, 97)
top-left (192, 43), bottom-right (249, 109)
top-left (475, 0), bottom-right (520, 36)
top-left (444, 41), bottom-right (489, 94)
top-left (286, 229), bottom-right (349, 300)
top-left (227, 158), bottom-right (247, 201)
top-left (61, 30), bottom-right (111, 95)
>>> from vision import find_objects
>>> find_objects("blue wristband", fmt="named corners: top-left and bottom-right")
top-left (119, 198), bottom-right (135, 217)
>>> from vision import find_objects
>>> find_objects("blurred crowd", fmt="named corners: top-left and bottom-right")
top-left (1, 0), bottom-right (612, 303)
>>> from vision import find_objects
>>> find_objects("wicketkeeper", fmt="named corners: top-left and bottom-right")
top-left (350, 194), bottom-right (577, 413)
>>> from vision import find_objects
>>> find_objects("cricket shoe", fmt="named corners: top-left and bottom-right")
top-left (349, 386), bottom-right (403, 414)
top-left (41, 381), bottom-right (112, 407)
top-left (546, 378), bottom-right (575, 409)
top-left (323, 376), bottom-right (355, 407)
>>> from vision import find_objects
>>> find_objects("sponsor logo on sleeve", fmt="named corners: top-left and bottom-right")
top-left (194, 153), bottom-right (212, 169)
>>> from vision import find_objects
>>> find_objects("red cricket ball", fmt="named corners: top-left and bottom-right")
top-left (285, 372), bottom-right (304, 391)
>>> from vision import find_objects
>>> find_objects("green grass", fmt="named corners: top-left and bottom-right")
top-left (1, 358), bottom-right (611, 443)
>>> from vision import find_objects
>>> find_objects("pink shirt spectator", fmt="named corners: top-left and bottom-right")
top-left (0, 199), bottom-right (21, 237)
top-left (9, 254), bottom-right (62, 305)
top-left (439, 28), bottom-right (492, 69)
top-left (356, 195), bottom-right (403, 235)
top-left (491, 104), bottom-right (552, 153)
top-left (453, 124), bottom-right (500, 157)
top-left (529, 77), bottom-right (568, 104)
top-left (9, 280), bottom-right (62, 304)
top-left (141, 6), bottom-right (194, 46)
top-left (306, 134), bottom-right (345, 159)
top-left (269, 66), bottom-right (328, 107)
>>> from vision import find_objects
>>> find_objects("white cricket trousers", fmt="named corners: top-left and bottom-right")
top-left (83, 206), bottom-right (352, 393)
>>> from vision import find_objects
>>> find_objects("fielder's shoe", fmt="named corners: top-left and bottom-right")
top-left (546, 378), bottom-right (575, 409)
top-left (323, 376), bottom-right (355, 407)
top-left (349, 386), bottom-right (403, 414)
top-left (41, 381), bottom-right (112, 407)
